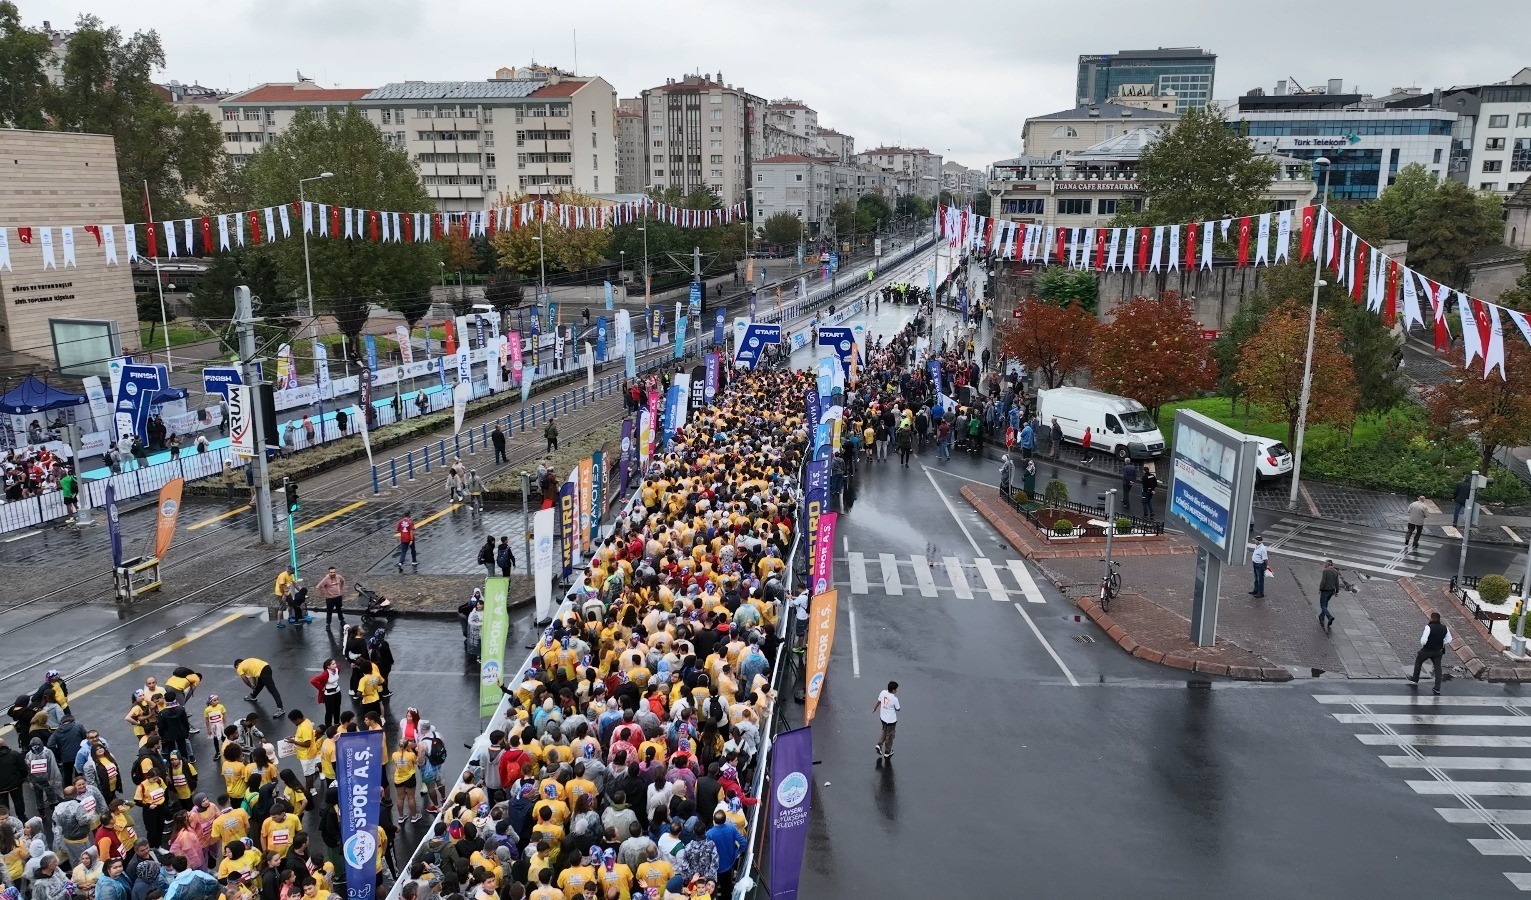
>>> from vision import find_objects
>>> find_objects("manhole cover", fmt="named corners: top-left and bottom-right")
top-left (1072, 634), bottom-right (1095, 644)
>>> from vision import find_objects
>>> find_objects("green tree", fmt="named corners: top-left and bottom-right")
top-left (1121, 104), bottom-right (1279, 227)
top-left (1408, 180), bottom-right (1504, 285)
top-left (1092, 292), bottom-right (1216, 417)
top-left (830, 200), bottom-right (858, 238)
top-left (760, 212), bottom-right (802, 247)
top-left (49, 14), bottom-right (222, 219)
top-left (0, 2), bottom-right (51, 129)
top-left (1367, 163), bottom-right (1440, 238)
top-left (234, 107), bottom-right (439, 348)
top-left (1034, 268), bottom-right (1099, 313)
top-left (856, 193), bottom-right (892, 231)
top-left (483, 270), bottom-right (526, 311)
top-left (972, 192), bottom-right (991, 216)
top-left (1427, 341), bottom-right (1531, 472)
top-left (896, 195), bottom-right (931, 221)
top-left (190, 250), bottom-right (288, 323)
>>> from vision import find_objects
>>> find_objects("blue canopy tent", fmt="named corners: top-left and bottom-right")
top-left (0, 375), bottom-right (86, 415)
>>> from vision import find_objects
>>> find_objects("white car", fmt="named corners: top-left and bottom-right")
top-left (1253, 436), bottom-right (1293, 482)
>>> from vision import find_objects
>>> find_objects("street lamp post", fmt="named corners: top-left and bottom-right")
top-left (1287, 158), bottom-right (1333, 511)
top-left (298, 173), bottom-right (334, 338)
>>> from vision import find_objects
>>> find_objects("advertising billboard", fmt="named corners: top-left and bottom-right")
top-left (1166, 409), bottom-right (1257, 566)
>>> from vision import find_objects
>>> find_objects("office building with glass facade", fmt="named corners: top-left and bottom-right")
top-left (1076, 48), bottom-right (1217, 112)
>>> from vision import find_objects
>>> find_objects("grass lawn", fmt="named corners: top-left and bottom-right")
top-left (139, 321), bottom-right (213, 349)
top-left (1156, 396), bottom-right (1385, 448)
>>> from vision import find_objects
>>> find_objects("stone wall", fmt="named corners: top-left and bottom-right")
top-left (993, 262), bottom-right (1281, 331)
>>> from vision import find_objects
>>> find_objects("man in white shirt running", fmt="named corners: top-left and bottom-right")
top-left (873, 681), bottom-right (900, 760)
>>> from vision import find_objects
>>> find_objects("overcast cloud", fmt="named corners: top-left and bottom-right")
top-left (19, 0), bottom-right (1531, 169)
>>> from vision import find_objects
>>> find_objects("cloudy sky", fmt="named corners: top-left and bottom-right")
top-left (22, 0), bottom-right (1531, 168)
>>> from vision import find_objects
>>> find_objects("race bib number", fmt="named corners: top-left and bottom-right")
top-left (172, 773), bottom-right (188, 787)
top-left (209, 713), bottom-right (225, 731)
top-left (270, 828), bottom-right (290, 846)
top-left (29, 759), bottom-right (47, 774)
top-left (121, 826), bottom-right (137, 843)
top-left (82, 797), bottom-right (97, 814)
top-left (148, 787), bottom-right (166, 805)
top-left (106, 763), bottom-right (118, 780)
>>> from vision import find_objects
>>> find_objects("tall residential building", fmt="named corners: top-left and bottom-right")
top-left (941, 162), bottom-right (989, 199)
top-left (216, 66), bottom-right (617, 211)
top-left (1076, 48), bottom-right (1217, 111)
top-left (1388, 68), bottom-right (1531, 198)
top-left (1234, 81), bottom-right (1455, 201)
top-left (752, 155), bottom-right (897, 239)
top-left (853, 147), bottom-right (943, 200)
top-left (615, 98), bottom-right (646, 194)
top-left (819, 128), bottom-right (854, 164)
top-left (1022, 102), bottom-right (1178, 160)
top-left (639, 73), bottom-right (763, 206)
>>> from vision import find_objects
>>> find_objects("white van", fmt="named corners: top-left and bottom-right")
top-left (1037, 386), bottom-right (1167, 460)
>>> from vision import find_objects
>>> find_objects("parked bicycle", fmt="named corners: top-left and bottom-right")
top-left (1099, 559), bottom-right (1122, 613)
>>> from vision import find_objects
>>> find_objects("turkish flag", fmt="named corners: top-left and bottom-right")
top-left (1298, 206), bottom-right (1316, 261)
top-left (937, 205), bottom-right (945, 239)
top-left (200, 217), bottom-right (213, 255)
top-left (1384, 259), bottom-right (1400, 327)
top-left (985, 216), bottom-right (997, 252)
top-left (330, 205), bottom-right (341, 238)
top-left (486, 208), bottom-right (497, 241)
top-left (84, 225), bottom-right (102, 246)
top-left (1237, 217), bottom-right (1252, 268)
top-left (1426, 279), bottom-right (1450, 352)
top-left (1016, 223), bottom-right (1028, 259)
top-left (443, 318), bottom-right (457, 356)
top-left (1185, 222), bottom-right (1198, 271)
top-left (1135, 228), bottom-right (1150, 270)
top-left (403, 213), bottom-right (414, 243)
top-left (1330, 218), bottom-right (1342, 274)
top-left (433, 213), bottom-right (443, 239)
top-left (17, 227), bottom-right (32, 244)
top-left (145, 222), bottom-right (159, 257)
top-left (1472, 297), bottom-right (1494, 357)
top-left (248, 210), bottom-right (262, 246)
top-left (1094, 228), bottom-right (1108, 271)
top-left (1352, 242), bottom-right (1366, 301)
top-left (1055, 227), bottom-right (1067, 263)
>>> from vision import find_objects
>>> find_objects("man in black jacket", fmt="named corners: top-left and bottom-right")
top-left (0, 735), bottom-right (27, 817)
top-left (491, 425), bottom-right (507, 464)
top-left (157, 691), bottom-right (194, 763)
top-left (45, 715), bottom-right (85, 785)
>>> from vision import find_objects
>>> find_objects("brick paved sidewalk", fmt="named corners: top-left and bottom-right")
top-left (962, 483), bottom-right (1531, 683)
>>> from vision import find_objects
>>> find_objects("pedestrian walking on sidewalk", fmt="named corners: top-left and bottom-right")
top-left (1409, 612), bottom-right (1451, 694)
top-left (1141, 464), bottom-right (1159, 519)
top-left (873, 681), bottom-right (900, 760)
top-left (478, 536), bottom-right (498, 577)
top-left (1050, 417), bottom-right (1063, 459)
top-left (1405, 495), bottom-right (1429, 551)
top-left (395, 514), bottom-right (418, 572)
top-left (491, 425), bottom-right (507, 464)
top-left (496, 536), bottom-right (516, 577)
top-left (316, 566), bottom-right (346, 629)
top-left (1317, 559), bottom-right (1340, 633)
top-left (1249, 536), bottom-right (1269, 598)
top-left (545, 418), bottom-right (559, 453)
top-left (1120, 460), bottom-right (1138, 508)
top-left (1452, 477), bottom-right (1471, 528)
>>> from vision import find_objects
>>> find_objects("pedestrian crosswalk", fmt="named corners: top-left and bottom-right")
top-left (1261, 517), bottom-right (1446, 578)
top-left (1318, 693), bottom-right (1531, 890)
top-left (836, 550), bottom-right (1049, 603)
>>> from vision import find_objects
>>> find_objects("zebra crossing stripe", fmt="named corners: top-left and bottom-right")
top-left (973, 557), bottom-right (1009, 602)
top-left (944, 557), bottom-right (973, 599)
top-left (1331, 713), bottom-right (1531, 727)
top-left (911, 555), bottom-right (938, 597)
top-left (879, 552), bottom-right (904, 596)
top-left (1006, 558), bottom-right (1047, 604)
top-left (1438, 809), bottom-right (1531, 825)
top-left (1381, 756), bottom-right (1531, 770)
top-left (1407, 781), bottom-right (1531, 797)
top-left (848, 552), bottom-right (869, 594)
top-left (1359, 734), bottom-right (1531, 748)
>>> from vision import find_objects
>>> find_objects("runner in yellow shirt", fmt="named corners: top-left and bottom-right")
top-left (211, 801), bottom-right (250, 847)
top-left (555, 848), bottom-right (597, 899)
top-left (286, 710), bottom-right (321, 792)
top-left (636, 849), bottom-right (674, 892)
top-left (391, 742), bottom-right (421, 822)
top-left (261, 801), bottom-right (302, 858)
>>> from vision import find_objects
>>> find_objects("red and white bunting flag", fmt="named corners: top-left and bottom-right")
top-left (124, 224), bottom-right (137, 261)
top-left (0, 227), bottom-right (10, 272)
top-left (1094, 227), bottom-right (1107, 271)
top-left (1149, 225), bottom-right (1166, 272)
top-left (278, 204), bottom-right (292, 239)
top-left (264, 208), bottom-right (277, 244)
top-left (1401, 265), bottom-right (1422, 328)
top-left (84, 224), bottom-right (102, 246)
top-left (1384, 258), bottom-right (1400, 328)
top-left (1275, 209), bottom-right (1292, 262)
top-left (163, 220), bottom-right (178, 258)
top-left (1236, 217), bottom-right (1252, 267)
top-left (1367, 249), bottom-right (1384, 312)
top-left (60, 226), bottom-right (75, 267)
top-left (1506, 307), bottom-right (1531, 350)
top-left (102, 225), bottom-right (118, 266)
top-left (40, 227), bottom-right (55, 269)
top-left (183, 219), bottom-right (194, 256)
top-left (1299, 206), bottom-right (1316, 261)
top-left (1329, 216), bottom-right (1342, 274)
top-left (1167, 224), bottom-right (1180, 272)
top-left (1482, 300), bottom-right (1506, 380)
top-left (200, 217), bottom-right (213, 253)
top-left (380, 210), bottom-right (392, 243)
top-left (1136, 227), bottom-right (1151, 270)
top-left (1254, 212), bottom-right (1271, 266)
top-left (1184, 222), bottom-right (1198, 271)
top-left (1458, 291), bottom-right (1481, 365)
top-left (1351, 241), bottom-right (1367, 302)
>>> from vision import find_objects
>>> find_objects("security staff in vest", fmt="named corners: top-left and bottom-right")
top-left (1409, 612), bottom-right (1452, 694)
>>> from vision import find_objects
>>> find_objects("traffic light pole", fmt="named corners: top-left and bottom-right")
top-left (235, 286), bottom-right (277, 545)
top-left (285, 478), bottom-right (300, 578)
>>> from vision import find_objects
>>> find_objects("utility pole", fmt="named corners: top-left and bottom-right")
top-left (235, 286), bottom-right (277, 544)
top-left (1456, 469), bottom-right (1482, 591)
top-left (691, 245), bottom-right (703, 358)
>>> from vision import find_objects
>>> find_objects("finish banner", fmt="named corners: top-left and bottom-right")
top-left (336, 730), bottom-right (383, 900)
top-left (766, 726), bottom-right (814, 900)
top-left (803, 589), bottom-right (838, 724)
top-left (153, 477), bottom-right (183, 561)
top-left (558, 479), bottom-right (575, 579)
top-left (533, 507), bottom-right (554, 623)
top-left (478, 576), bottom-right (509, 717)
top-left (810, 511), bottom-right (837, 597)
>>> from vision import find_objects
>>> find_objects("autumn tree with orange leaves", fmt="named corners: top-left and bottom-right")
top-left (1092, 292), bottom-right (1216, 417)
top-left (1234, 300), bottom-right (1357, 446)
top-left (997, 296), bottom-right (1097, 389)
top-left (1426, 341), bottom-right (1531, 472)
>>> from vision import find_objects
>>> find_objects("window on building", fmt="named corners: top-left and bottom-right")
top-left (381, 109), bottom-right (392, 125)
top-left (487, 175), bottom-right (497, 190)
top-left (653, 140), bottom-right (663, 147)
top-left (655, 169), bottom-right (665, 176)
top-left (710, 125), bottom-right (722, 133)
top-left (999, 198), bottom-right (1045, 215)
top-left (591, 110), bottom-right (596, 126)
top-left (1057, 198), bottom-right (1093, 215)
top-left (224, 132), bottom-right (241, 142)
top-left (711, 169), bottom-right (723, 177)
top-left (594, 175), bottom-right (599, 191)
top-left (711, 155), bottom-right (723, 164)
top-left (483, 108), bottom-right (493, 123)
top-left (1485, 160), bottom-right (1503, 172)
top-left (795, 174), bottom-right (803, 182)
top-left (1488, 137), bottom-right (1507, 150)
top-left (241, 108), bottom-right (258, 121)
top-left (223, 108), bottom-right (240, 121)
top-left (1491, 115), bottom-right (1510, 127)
top-left (1433, 148), bottom-right (1443, 163)
top-left (484, 153), bottom-right (496, 169)
top-left (711, 140), bottom-right (722, 149)
top-left (1097, 198), bottom-right (1119, 215)
top-left (710, 93), bottom-right (722, 104)
top-left (710, 110), bottom-right (722, 120)
top-left (1050, 126), bottom-right (1078, 138)
top-left (652, 125), bottom-right (662, 135)
top-left (593, 155), bottom-right (598, 169)
top-left (757, 173), bottom-right (764, 182)
top-left (1515, 138), bottom-right (1531, 171)
top-left (1482, 181), bottom-right (1500, 190)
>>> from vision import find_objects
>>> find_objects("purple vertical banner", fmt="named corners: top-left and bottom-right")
top-left (810, 511), bottom-right (837, 596)
top-left (767, 726), bottom-right (814, 900)
top-left (704, 352), bottom-right (720, 404)
top-left (336, 730), bottom-right (383, 900)
top-left (618, 419), bottom-right (634, 496)
top-left (558, 480), bottom-right (575, 579)
top-left (106, 483), bottom-right (122, 568)
top-left (803, 459), bottom-right (828, 563)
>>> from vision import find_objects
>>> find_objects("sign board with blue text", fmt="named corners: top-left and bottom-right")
top-left (1167, 409), bottom-right (1258, 566)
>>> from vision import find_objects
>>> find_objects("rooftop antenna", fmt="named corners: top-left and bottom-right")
top-left (573, 28), bottom-right (578, 75)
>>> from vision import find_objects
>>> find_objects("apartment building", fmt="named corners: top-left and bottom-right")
top-left (615, 99), bottom-right (646, 194)
top-left (1022, 102), bottom-right (1178, 160)
top-left (819, 128), bottom-right (854, 164)
top-left (853, 146), bottom-right (943, 200)
top-left (751, 155), bottom-right (899, 238)
top-left (1391, 68), bottom-right (1531, 198)
top-left (639, 73), bottom-right (764, 206)
top-left (216, 66), bottom-right (617, 211)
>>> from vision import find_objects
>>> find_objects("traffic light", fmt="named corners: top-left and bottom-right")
top-left (283, 478), bottom-right (299, 514)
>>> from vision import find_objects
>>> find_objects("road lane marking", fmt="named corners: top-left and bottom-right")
top-left (0, 609), bottom-right (249, 738)
top-left (1358, 734), bottom-right (1531, 747)
top-left (848, 552), bottom-right (869, 594)
top-left (188, 505), bottom-right (249, 530)
top-left (922, 466), bottom-right (985, 556)
top-left (944, 557), bottom-right (972, 599)
top-left (1383, 757), bottom-right (1531, 770)
top-left (1407, 781), bottom-right (1531, 796)
top-left (1013, 602), bottom-right (1079, 687)
top-left (1334, 714), bottom-right (1531, 727)
top-left (1007, 558), bottom-right (1047, 604)
top-left (879, 553), bottom-right (903, 595)
top-left (1439, 809), bottom-right (1531, 825)
top-left (910, 555), bottom-right (938, 597)
top-left (973, 557), bottom-right (1009, 602)
top-left (295, 500), bottom-right (367, 533)
top-left (1317, 695), bottom-right (1531, 706)
top-left (416, 504), bottom-right (461, 528)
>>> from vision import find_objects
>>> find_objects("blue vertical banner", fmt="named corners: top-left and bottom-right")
top-left (529, 305), bottom-right (541, 336)
top-left (603, 281), bottom-right (614, 311)
top-left (595, 317), bottom-right (608, 362)
top-left (688, 282), bottom-right (702, 322)
top-left (928, 266), bottom-right (936, 297)
top-left (547, 300), bottom-right (558, 329)
top-left (436, 355), bottom-right (448, 388)
top-left (749, 291), bottom-right (758, 319)
top-left (704, 352), bottom-right (720, 404)
top-left (662, 385), bottom-right (683, 440)
top-left (336, 730), bottom-right (383, 900)
top-left (713, 308), bottom-right (726, 347)
top-left (364, 334), bottom-right (379, 372)
top-left (767, 726), bottom-right (814, 900)
top-left (673, 316), bottom-right (687, 359)
top-left (106, 484), bottom-right (122, 568)
top-left (928, 359), bottom-right (943, 395)
top-left (816, 356), bottom-right (836, 405)
top-left (624, 337), bottom-right (636, 379)
top-left (804, 459), bottom-right (829, 562)
top-left (424, 325), bottom-right (434, 360)
top-left (589, 449), bottom-right (604, 545)
top-left (805, 388), bottom-right (821, 440)
top-left (618, 419), bottom-right (634, 496)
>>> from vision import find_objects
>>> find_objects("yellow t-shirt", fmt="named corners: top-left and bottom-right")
top-left (204, 703), bottom-right (227, 735)
top-left (636, 859), bottom-right (673, 890)
top-left (168, 761), bottom-right (196, 800)
top-left (235, 659), bottom-right (267, 679)
top-left (392, 748), bottom-right (417, 784)
top-left (262, 813), bottom-right (301, 857)
top-left (217, 849), bottom-right (261, 882)
top-left (532, 797), bottom-right (569, 827)
top-left (320, 738), bottom-right (337, 779)
top-left (556, 865), bottom-right (596, 899)
top-left (359, 668), bottom-right (383, 705)
top-left (293, 720), bottom-right (319, 761)
top-left (211, 807), bottom-right (250, 846)
top-left (597, 864), bottom-right (634, 896)
top-left (135, 777), bottom-right (169, 810)
top-left (274, 571), bottom-right (295, 598)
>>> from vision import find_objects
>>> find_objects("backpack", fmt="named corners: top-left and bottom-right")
top-left (426, 736), bottom-right (448, 766)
